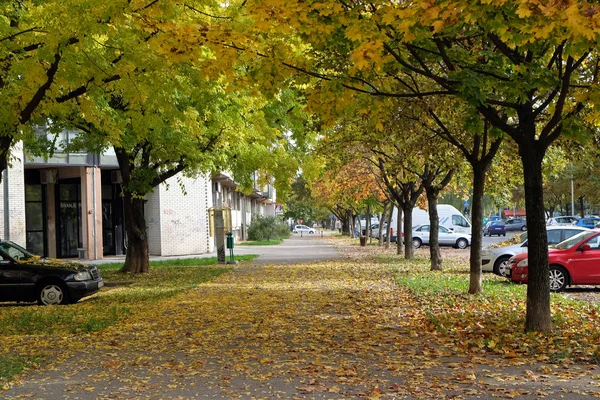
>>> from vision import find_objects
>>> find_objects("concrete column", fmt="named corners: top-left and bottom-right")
top-left (1, 142), bottom-right (26, 245)
top-left (80, 166), bottom-right (103, 260)
top-left (46, 183), bottom-right (57, 258)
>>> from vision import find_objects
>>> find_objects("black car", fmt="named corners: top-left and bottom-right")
top-left (0, 240), bottom-right (104, 305)
top-left (483, 220), bottom-right (506, 236)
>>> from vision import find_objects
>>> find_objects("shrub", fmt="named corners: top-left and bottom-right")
top-left (247, 215), bottom-right (291, 241)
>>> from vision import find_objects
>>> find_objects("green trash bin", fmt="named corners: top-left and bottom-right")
top-left (226, 232), bottom-right (235, 263)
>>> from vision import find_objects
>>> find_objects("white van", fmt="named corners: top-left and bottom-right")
top-left (390, 204), bottom-right (472, 235)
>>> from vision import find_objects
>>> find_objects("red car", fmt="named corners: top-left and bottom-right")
top-left (509, 230), bottom-right (600, 292)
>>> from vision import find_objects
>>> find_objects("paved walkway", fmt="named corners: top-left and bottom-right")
top-left (4, 240), bottom-right (600, 399)
top-left (90, 232), bottom-right (339, 266)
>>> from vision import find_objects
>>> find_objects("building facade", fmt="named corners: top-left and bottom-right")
top-left (1, 132), bottom-right (278, 259)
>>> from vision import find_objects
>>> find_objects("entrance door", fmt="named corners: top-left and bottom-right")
top-left (25, 184), bottom-right (47, 256)
top-left (56, 182), bottom-right (82, 258)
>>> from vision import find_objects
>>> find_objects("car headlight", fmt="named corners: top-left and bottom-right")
top-left (516, 259), bottom-right (528, 267)
top-left (74, 271), bottom-right (92, 281)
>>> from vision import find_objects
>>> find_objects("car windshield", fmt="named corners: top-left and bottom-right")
top-left (555, 231), bottom-right (598, 250)
top-left (0, 241), bottom-right (37, 261)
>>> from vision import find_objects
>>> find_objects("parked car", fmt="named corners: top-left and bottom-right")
top-left (0, 240), bottom-right (104, 305)
top-left (362, 223), bottom-right (389, 237)
top-left (546, 216), bottom-right (579, 226)
top-left (481, 226), bottom-right (590, 277)
top-left (293, 224), bottom-right (315, 234)
top-left (509, 230), bottom-right (600, 291)
top-left (504, 218), bottom-right (527, 231)
top-left (483, 220), bottom-right (506, 236)
top-left (411, 225), bottom-right (471, 249)
top-left (574, 217), bottom-right (600, 229)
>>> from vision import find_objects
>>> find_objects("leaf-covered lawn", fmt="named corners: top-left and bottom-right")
top-left (0, 261), bottom-right (236, 384)
top-left (1, 245), bottom-right (599, 398)
top-left (383, 252), bottom-right (600, 364)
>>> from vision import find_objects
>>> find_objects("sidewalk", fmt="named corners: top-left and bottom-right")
top-left (4, 242), bottom-right (599, 399)
top-left (89, 231), bottom-right (340, 265)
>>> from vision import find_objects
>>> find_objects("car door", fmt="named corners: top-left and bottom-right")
top-left (414, 225), bottom-right (429, 244)
top-left (437, 226), bottom-right (454, 245)
top-left (569, 235), bottom-right (600, 284)
top-left (0, 251), bottom-right (22, 301)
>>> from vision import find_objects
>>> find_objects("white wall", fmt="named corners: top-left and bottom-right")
top-left (0, 142), bottom-right (26, 245)
top-left (146, 174), bottom-right (212, 256)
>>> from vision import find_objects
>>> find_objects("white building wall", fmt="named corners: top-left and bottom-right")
top-left (145, 189), bottom-right (162, 256)
top-left (0, 142), bottom-right (26, 245)
top-left (150, 174), bottom-right (212, 256)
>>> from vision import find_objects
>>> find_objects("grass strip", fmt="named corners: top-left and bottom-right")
top-left (238, 239), bottom-right (283, 246)
top-left (97, 254), bottom-right (258, 271)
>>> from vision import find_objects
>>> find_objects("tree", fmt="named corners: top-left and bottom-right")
top-left (311, 156), bottom-right (385, 237)
top-left (232, 0), bottom-right (600, 332)
top-left (0, 0), bottom-right (173, 179)
top-left (284, 177), bottom-right (330, 228)
top-left (62, 60), bottom-right (304, 273)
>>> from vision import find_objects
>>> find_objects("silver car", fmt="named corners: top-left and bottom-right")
top-left (481, 226), bottom-right (590, 277)
top-left (546, 216), bottom-right (579, 226)
top-left (411, 225), bottom-right (471, 249)
top-left (293, 225), bottom-right (315, 234)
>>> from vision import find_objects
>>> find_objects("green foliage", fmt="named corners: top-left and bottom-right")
top-left (97, 255), bottom-right (258, 272)
top-left (247, 215), bottom-right (291, 241)
top-left (239, 239), bottom-right (284, 246)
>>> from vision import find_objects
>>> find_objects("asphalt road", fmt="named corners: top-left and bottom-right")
top-left (482, 230), bottom-right (522, 247)
top-left (234, 232), bottom-right (340, 264)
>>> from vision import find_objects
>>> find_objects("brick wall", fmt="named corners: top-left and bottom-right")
top-left (148, 174), bottom-right (212, 256)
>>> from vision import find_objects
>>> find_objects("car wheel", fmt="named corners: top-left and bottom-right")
top-left (549, 265), bottom-right (569, 292)
top-left (37, 281), bottom-right (70, 305)
top-left (502, 233), bottom-right (506, 236)
top-left (521, 226), bottom-right (527, 231)
top-left (412, 237), bottom-right (422, 249)
top-left (455, 238), bottom-right (468, 249)
top-left (309, 231), bottom-right (315, 234)
top-left (483, 232), bottom-right (487, 237)
top-left (493, 256), bottom-right (511, 277)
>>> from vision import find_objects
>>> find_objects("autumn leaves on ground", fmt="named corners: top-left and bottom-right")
top-left (2, 240), bottom-right (600, 399)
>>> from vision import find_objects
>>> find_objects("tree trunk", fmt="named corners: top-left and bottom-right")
top-left (343, 210), bottom-right (351, 236)
top-left (120, 193), bottom-right (150, 274)
top-left (521, 147), bottom-right (552, 332)
top-left (579, 196), bottom-right (585, 218)
top-left (385, 204), bottom-right (393, 249)
top-left (403, 204), bottom-right (413, 259)
top-left (468, 167), bottom-right (485, 294)
top-left (366, 205), bottom-right (371, 243)
top-left (396, 208), bottom-right (403, 255)
top-left (379, 202), bottom-right (388, 246)
top-left (426, 189), bottom-right (442, 270)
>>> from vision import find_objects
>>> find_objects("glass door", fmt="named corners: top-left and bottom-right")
top-left (57, 182), bottom-right (82, 258)
top-left (101, 185), bottom-right (115, 255)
